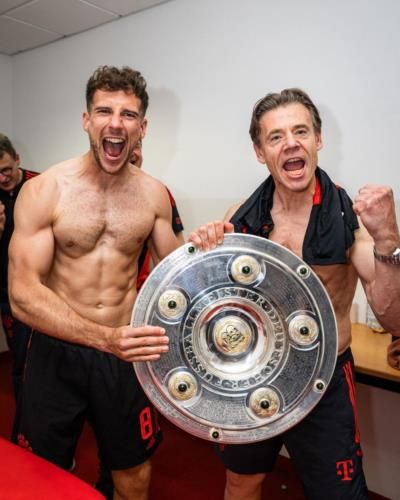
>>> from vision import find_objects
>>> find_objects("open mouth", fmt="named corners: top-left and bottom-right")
top-left (283, 158), bottom-right (305, 172)
top-left (102, 137), bottom-right (126, 160)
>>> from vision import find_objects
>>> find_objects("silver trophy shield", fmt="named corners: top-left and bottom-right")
top-left (131, 234), bottom-right (337, 444)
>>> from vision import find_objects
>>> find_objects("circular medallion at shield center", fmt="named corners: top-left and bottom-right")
top-left (213, 316), bottom-right (253, 357)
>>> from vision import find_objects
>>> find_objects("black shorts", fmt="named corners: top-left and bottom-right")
top-left (14, 331), bottom-right (162, 471)
top-left (216, 348), bottom-right (368, 500)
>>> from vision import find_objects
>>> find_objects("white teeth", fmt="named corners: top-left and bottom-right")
top-left (286, 158), bottom-right (301, 163)
top-left (105, 137), bottom-right (124, 144)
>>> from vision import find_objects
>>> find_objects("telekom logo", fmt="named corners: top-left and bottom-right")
top-left (336, 460), bottom-right (354, 481)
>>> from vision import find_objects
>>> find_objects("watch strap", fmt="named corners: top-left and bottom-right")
top-left (373, 246), bottom-right (400, 265)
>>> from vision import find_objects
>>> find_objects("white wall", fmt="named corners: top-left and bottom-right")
top-left (5, 0), bottom-right (400, 497)
top-left (0, 54), bottom-right (13, 135)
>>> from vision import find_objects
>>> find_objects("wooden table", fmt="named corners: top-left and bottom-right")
top-left (351, 323), bottom-right (400, 390)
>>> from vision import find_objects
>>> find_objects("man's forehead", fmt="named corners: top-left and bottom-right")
top-left (260, 103), bottom-right (313, 129)
top-left (0, 152), bottom-right (16, 165)
top-left (92, 89), bottom-right (141, 109)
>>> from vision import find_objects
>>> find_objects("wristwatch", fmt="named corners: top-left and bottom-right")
top-left (373, 246), bottom-right (400, 265)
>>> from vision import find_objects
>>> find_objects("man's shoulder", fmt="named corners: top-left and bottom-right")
top-left (35, 158), bottom-right (84, 188)
top-left (18, 163), bottom-right (66, 201)
top-left (136, 167), bottom-right (163, 186)
top-left (135, 168), bottom-right (169, 198)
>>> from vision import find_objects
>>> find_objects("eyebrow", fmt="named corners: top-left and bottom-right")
top-left (93, 106), bottom-right (140, 117)
top-left (293, 123), bottom-right (310, 130)
top-left (267, 123), bottom-right (310, 138)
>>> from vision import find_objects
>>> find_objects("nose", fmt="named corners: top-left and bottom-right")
top-left (284, 132), bottom-right (298, 150)
top-left (109, 113), bottom-right (123, 129)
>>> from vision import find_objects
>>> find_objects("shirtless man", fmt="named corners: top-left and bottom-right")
top-left (189, 88), bottom-right (400, 500)
top-left (8, 66), bottom-right (180, 500)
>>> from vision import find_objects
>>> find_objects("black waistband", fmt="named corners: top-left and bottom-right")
top-left (336, 347), bottom-right (353, 369)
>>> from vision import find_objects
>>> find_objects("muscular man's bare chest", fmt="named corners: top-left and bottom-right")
top-left (53, 187), bottom-right (154, 256)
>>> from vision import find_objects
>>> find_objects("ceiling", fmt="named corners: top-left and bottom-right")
top-left (0, 0), bottom-right (171, 55)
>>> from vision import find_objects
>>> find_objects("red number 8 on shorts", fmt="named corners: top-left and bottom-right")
top-left (139, 406), bottom-right (154, 440)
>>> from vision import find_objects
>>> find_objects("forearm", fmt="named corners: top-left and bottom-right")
top-left (9, 281), bottom-right (113, 351)
top-left (367, 262), bottom-right (400, 335)
top-left (352, 185), bottom-right (400, 335)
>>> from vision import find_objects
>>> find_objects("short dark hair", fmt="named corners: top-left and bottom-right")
top-left (86, 65), bottom-right (149, 115)
top-left (249, 88), bottom-right (322, 146)
top-left (0, 133), bottom-right (17, 160)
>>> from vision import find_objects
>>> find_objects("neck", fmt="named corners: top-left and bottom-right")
top-left (273, 177), bottom-right (316, 213)
top-left (83, 151), bottom-right (131, 189)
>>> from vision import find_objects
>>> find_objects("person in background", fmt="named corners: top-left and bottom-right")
top-left (0, 133), bottom-right (38, 400)
top-left (189, 88), bottom-right (400, 500)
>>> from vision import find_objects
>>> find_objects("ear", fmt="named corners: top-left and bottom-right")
top-left (15, 153), bottom-right (21, 166)
top-left (316, 132), bottom-right (323, 151)
top-left (82, 110), bottom-right (89, 132)
top-left (140, 118), bottom-right (148, 139)
top-left (253, 143), bottom-right (266, 164)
